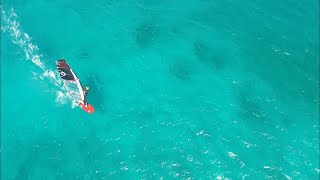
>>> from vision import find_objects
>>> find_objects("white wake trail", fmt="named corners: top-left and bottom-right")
top-left (1, 6), bottom-right (75, 107)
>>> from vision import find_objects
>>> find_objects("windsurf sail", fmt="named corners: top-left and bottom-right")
top-left (56, 59), bottom-right (85, 102)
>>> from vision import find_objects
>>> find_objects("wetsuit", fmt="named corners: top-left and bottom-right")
top-left (83, 89), bottom-right (89, 105)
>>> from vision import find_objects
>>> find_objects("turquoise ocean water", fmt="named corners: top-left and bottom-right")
top-left (1, 0), bottom-right (319, 179)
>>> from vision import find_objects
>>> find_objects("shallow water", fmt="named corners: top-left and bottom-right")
top-left (1, 0), bottom-right (319, 179)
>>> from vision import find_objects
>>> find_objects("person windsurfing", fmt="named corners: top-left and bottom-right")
top-left (83, 86), bottom-right (89, 106)
top-left (56, 59), bottom-right (95, 113)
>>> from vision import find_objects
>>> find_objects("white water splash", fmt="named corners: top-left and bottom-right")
top-left (1, 7), bottom-right (45, 70)
top-left (56, 91), bottom-right (68, 105)
top-left (1, 6), bottom-right (75, 107)
top-left (227, 152), bottom-right (238, 159)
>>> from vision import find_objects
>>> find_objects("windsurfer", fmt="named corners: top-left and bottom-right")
top-left (83, 86), bottom-right (89, 106)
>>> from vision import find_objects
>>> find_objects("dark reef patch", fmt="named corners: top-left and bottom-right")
top-left (134, 22), bottom-right (159, 48)
top-left (169, 58), bottom-right (195, 81)
top-left (193, 40), bottom-right (227, 72)
top-left (237, 90), bottom-right (262, 121)
top-left (78, 52), bottom-right (89, 60)
top-left (234, 82), bottom-right (266, 124)
top-left (193, 40), bottom-right (210, 61)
